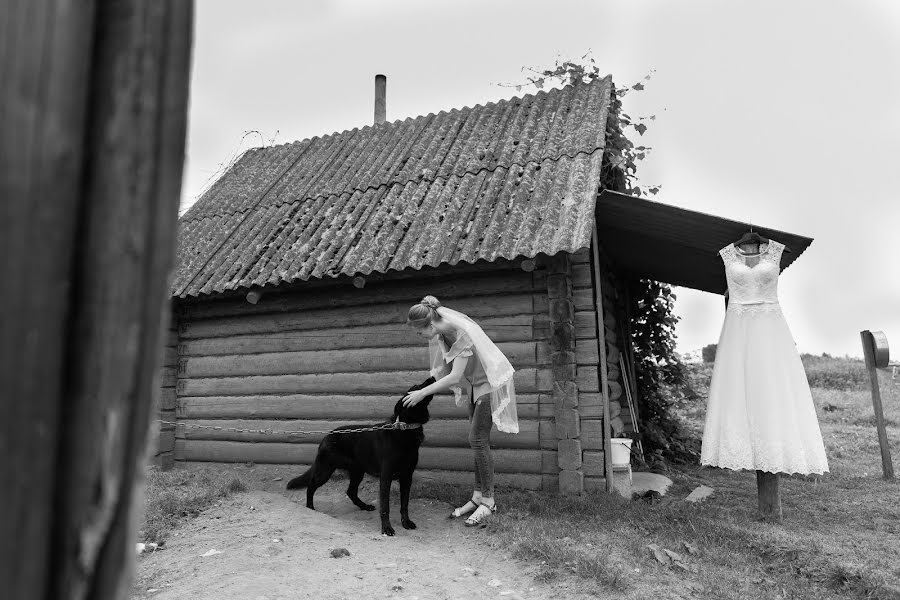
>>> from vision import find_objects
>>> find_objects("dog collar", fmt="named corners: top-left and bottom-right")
top-left (392, 420), bottom-right (422, 430)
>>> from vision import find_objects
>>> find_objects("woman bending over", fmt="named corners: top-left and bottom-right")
top-left (402, 295), bottom-right (518, 527)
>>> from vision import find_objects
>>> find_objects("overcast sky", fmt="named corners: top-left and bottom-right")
top-left (180, 0), bottom-right (900, 359)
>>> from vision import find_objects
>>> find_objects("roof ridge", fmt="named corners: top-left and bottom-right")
top-left (237, 75), bottom-right (612, 155)
top-left (179, 144), bottom-right (610, 225)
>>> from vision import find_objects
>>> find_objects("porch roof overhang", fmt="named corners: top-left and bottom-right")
top-left (594, 190), bottom-right (814, 295)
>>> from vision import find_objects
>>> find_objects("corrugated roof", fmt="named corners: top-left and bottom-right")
top-left (172, 76), bottom-right (614, 297)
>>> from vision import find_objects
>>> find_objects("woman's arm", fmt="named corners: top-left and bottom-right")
top-left (402, 355), bottom-right (469, 406)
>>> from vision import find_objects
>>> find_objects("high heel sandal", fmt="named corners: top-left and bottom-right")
top-left (464, 501), bottom-right (497, 527)
top-left (448, 497), bottom-right (480, 519)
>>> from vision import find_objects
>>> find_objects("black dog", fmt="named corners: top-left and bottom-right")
top-left (286, 377), bottom-right (435, 536)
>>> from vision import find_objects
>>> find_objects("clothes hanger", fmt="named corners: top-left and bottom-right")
top-left (730, 225), bottom-right (792, 254)
top-left (733, 229), bottom-right (768, 247)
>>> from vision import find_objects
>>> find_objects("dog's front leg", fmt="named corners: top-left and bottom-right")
top-left (379, 471), bottom-right (395, 536)
top-left (399, 472), bottom-right (416, 530)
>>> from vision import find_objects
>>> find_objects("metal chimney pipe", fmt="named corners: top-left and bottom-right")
top-left (374, 74), bottom-right (386, 125)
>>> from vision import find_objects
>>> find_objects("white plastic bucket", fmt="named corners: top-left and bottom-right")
top-left (610, 438), bottom-right (633, 467)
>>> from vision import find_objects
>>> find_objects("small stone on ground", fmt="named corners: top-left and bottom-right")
top-left (684, 485), bottom-right (715, 503)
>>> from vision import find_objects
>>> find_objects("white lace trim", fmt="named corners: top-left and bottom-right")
top-left (700, 457), bottom-right (829, 476)
top-left (702, 424), bottom-right (829, 475)
top-left (720, 240), bottom-right (785, 265)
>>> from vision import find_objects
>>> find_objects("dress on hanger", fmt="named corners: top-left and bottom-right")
top-left (701, 240), bottom-right (829, 474)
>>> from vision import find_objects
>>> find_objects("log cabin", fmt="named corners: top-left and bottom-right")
top-left (149, 75), bottom-right (813, 494)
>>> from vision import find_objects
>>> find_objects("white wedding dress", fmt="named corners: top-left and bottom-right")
top-left (700, 240), bottom-right (829, 475)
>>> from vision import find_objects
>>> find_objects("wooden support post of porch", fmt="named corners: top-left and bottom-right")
top-left (591, 226), bottom-right (614, 493)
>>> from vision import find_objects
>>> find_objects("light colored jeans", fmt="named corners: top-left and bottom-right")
top-left (468, 395), bottom-right (494, 498)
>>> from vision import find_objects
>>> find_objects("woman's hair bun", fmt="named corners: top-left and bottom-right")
top-left (420, 295), bottom-right (441, 310)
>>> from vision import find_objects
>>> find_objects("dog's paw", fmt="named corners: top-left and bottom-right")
top-left (381, 524), bottom-right (396, 537)
top-left (361, 503), bottom-right (376, 511)
top-left (401, 518), bottom-right (417, 530)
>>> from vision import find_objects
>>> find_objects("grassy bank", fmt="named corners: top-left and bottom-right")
top-left (419, 359), bottom-right (900, 599)
top-left (139, 467), bottom-right (249, 544)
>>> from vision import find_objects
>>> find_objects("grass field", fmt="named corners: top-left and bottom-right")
top-left (419, 359), bottom-right (900, 600)
top-left (139, 357), bottom-right (900, 599)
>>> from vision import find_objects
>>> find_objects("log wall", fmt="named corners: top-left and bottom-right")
top-left (172, 260), bottom-right (560, 490)
top-left (163, 249), bottom-right (629, 493)
top-left (584, 242), bottom-right (628, 491)
top-left (542, 251), bottom-right (579, 493)
top-left (149, 308), bottom-right (178, 469)
top-left (545, 245), bottom-right (624, 494)
top-left (595, 245), bottom-right (635, 439)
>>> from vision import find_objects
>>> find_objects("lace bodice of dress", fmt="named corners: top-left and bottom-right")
top-left (719, 240), bottom-right (785, 306)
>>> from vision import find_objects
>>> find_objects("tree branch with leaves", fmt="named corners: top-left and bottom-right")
top-left (501, 52), bottom-right (661, 197)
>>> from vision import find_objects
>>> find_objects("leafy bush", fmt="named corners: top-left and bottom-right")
top-left (629, 280), bottom-right (701, 466)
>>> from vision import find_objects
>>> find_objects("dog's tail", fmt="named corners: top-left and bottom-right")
top-left (285, 467), bottom-right (313, 490)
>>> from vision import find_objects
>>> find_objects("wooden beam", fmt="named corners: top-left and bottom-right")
top-left (175, 418), bottom-right (542, 450)
top-left (412, 469), bottom-right (544, 491)
top-left (591, 226), bottom-right (614, 493)
top-left (179, 293), bottom-right (535, 339)
top-left (177, 316), bottom-right (533, 355)
top-left (176, 440), bottom-right (556, 474)
top-left (756, 471), bottom-right (782, 522)
top-left (0, 2), bottom-right (194, 598)
top-left (176, 392), bottom-right (547, 421)
top-left (177, 367), bottom-right (549, 397)
top-left (861, 330), bottom-right (894, 480)
top-left (177, 341), bottom-right (539, 378)
top-left (177, 262), bottom-right (537, 318)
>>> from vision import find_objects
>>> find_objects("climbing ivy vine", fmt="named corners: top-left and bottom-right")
top-left (508, 53), bottom-right (698, 465)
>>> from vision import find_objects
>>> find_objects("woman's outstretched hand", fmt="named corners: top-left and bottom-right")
top-left (402, 389), bottom-right (428, 407)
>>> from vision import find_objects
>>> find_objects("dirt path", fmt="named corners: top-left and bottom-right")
top-left (132, 468), bottom-right (599, 600)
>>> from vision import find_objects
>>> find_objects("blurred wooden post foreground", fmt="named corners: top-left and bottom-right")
top-left (860, 330), bottom-right (894, 480)
top-left (0, 1), bottom-right (193, 598)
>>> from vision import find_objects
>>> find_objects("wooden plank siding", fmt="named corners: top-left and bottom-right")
top-left (172, 264), bottom-right (555, 483)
